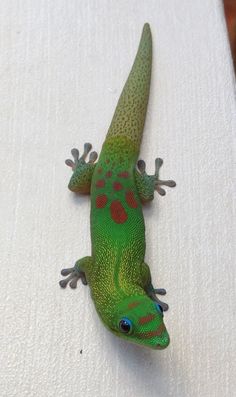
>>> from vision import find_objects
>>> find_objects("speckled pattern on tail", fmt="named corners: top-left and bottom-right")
top-left (105, 23), bottom-right (152, 151)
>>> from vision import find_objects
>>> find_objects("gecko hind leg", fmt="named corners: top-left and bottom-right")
top-left (136, 158), bottom-right (176, 200)
top-left (65, 143), bottom-right (98, 193)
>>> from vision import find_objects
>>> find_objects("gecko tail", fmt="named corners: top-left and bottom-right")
top-left (105, 23), bottom-right (152, 151)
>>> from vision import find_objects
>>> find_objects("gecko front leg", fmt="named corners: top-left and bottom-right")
top-left (66, 143), bottom-right (98, 193)
top-left (140, 262), bottom-right (169, 311)
top-left (135, 158), bottom-right (176, 202)
top-left (59, 256), bottom-right (92, 289)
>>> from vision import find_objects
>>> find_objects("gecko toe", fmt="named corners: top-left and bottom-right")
top-left (69, 277), bottom-right (79, 289)
top-left (154, 288), bottom-right (166, 295)
top-left (61, 267), bottom-right (74, 276)
top-left (155, 158), bottom-right (163, 173)
top-left (65, 159), bottom-right (75, 169)
top-left (71, 148), bottom-right (80, 161)
top-left (81, 143), bottom-right (92, 160)
top-left (59, 279), bottom-right (69, 288)
top-left (89, 151), bottom-right (98, 163)
top-left (156, 186), bottom-right (166, 196)
top-left (137, 159), bottom-right (146, 174)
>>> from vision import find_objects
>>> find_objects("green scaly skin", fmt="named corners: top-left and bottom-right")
top-left (60, 24), bottom-right (176, 350)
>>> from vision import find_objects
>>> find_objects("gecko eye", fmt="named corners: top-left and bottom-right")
top-left (119, 318), bottom-right (133, 334)
top-left (155, 303), bottom-right (164, 315)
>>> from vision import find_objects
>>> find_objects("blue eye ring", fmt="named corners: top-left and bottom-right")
top-left (155, 303), bottom-right (164, 315)
top-left (119, 318), bottom-right (133, 334)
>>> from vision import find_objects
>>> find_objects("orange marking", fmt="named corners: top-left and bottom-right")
top-left (105, 159), bottom-right (110, 164)
top-left (110, 200), bottom-right (128, 224)
top-left (138, 313), bottom-right (155, 325)
top-left (126, 191), bottom-right (138, 208)
top-left (113, 181), bottom-right (123, 191)
top-left (97, 167), bottom-right (103, 174)
top-left (128, 301), bottom-right (141, 309)
top-left (137, 323), bottom-right (166, 339)
top-left (96, 179), bottom-right (105, 188)
top-left (118, 171), bottom-right (129, 178)
top-left (96, 194), bottom-right (108, 208)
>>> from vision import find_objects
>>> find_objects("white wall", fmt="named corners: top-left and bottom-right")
top-left (0, 1), bottom-right (235, 396)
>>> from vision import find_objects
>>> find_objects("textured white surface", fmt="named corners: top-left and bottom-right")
top-left (0, 1), bottom-right (235, 396)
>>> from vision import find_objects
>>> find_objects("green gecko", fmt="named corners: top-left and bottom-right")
top-left (60, 23), bottom-right (176, 350)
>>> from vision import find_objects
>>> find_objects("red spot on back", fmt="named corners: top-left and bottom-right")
top-left (105, 170), bottom-right (112, 178)
top-left (110, 200), bottom-right (128, 224)
top-left (118, 171), bottom-right (129, 178)
top-left (96, 194), bottom-right (108, 208)
top-left (138, 313), bottom-right (155, 325)
top-left (105, 159), bottom-right (110, 164)
top-left (113, 181), bottom-right (123, 191)
top-left (96, 179), bottom-right (105, 188)
top-left (97, 167), bottom-right (103, 174)
top-left (126, 191), bottom-right (138, 208)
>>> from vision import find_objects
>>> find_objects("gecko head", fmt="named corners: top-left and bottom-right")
top-left (107, 295), bottom-right (170, 350)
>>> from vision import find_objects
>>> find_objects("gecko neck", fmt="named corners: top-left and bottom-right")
top-left (90, 279), bottom-right (145, 319)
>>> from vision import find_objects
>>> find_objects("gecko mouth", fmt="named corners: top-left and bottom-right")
top-left (155, 343), bottom-right (167, 350)
top-left (154, 332), bottom-right (170, 350)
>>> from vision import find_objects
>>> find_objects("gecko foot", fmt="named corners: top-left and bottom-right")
top-left (154, 158), bottom-right (176, 196)
top-left (137, 158), bottom-right (176, 197)
top-left (147, 285), bottom-right (169, 311)
top-left (136, 158), bottom-right (175, 202)
top-left (65, 143), bottom-right (98, 171)
top-left (59, 267), bottom-right (87, 289)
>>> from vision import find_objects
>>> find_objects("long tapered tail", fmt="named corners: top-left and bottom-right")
top-left (105, 23), bottom-right (152, 151)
